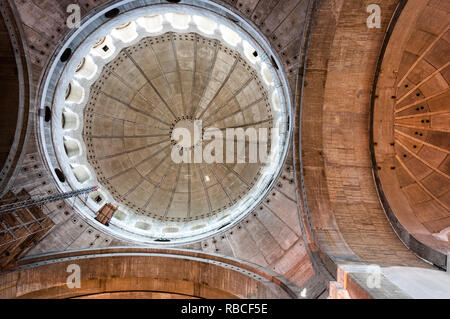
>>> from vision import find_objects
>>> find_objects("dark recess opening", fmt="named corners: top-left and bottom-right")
top-left (253, 51), bottom-right (258, 57)
top-left (226, 14), bottom-right (239, 23)
top-left (167, 0), bottom-right (181, 3)
top-left (154, 238), bottom-right (171, 242)
top-left (217, 223), bottom-right (230, 231)
top-left (55, 168), bottom-right (66, 183)
top-left (44, 107), bottom-right (52, 122)
top-left (60, 48), bottom-right (72, 62)
top-left (270, 55), bottom-right (279, 70)
top-left (104, 8), bottom-right (120, 18)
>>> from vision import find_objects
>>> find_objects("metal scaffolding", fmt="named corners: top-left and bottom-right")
top-left (0, 186), bottom-right (98, 214)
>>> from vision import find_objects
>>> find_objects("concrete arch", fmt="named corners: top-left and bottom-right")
top-left (0, 248), bottom-right (298, 299)
top-left (0, 1), bottom-right (31, 195)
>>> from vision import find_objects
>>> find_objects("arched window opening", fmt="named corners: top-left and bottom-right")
top-left (44, 106), bottom-right (52, 122)
top-left (54, 168), bottom-right (66, 183)
top-left (105, 8), bottom-right (120, 19)
top-left (60, 48), bottom-right (72, 62)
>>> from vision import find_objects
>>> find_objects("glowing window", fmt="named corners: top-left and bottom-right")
top-left (113, 209), bottom-right (128, 221)
top-left (71, 165), bottom-right (91, 183)
top-left (65, 81), bottom-right (84, 104)
top-left (62, 108), bottom-right (79, 131)
top-left (219, 25), bottom-right (241, 46)
top-left (135, 221), bottom-right (151, 230)
top-left (261, 63), bottom-right (274, 86)
top-left (88, 190), bottom-right (106, 206)
top-left (193, 15), bottom-right (217, 34)
top-left (63, 136), bottom-right (82, 159)
top-left (271, 91), bottom-right (281, 111)
top-left (166, 12), bottom-right (191, 30)
top-left (91, 35), bottom-right (116, 59)
top-left (137, 15), bottom-right (163, 33)
top-left (163, 227), bottom-right (179, 233)
top-left (75, 56), bottom-right (97, 80)
top-left (191, 224), bottom-right (206, 231)
top-left (111, 21), bottom-right (138, 43)
top-left (243, 41), bottom-right (257, 64)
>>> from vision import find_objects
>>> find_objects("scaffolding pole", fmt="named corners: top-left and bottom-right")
top-left (0, 186), bottom-right (98, 214)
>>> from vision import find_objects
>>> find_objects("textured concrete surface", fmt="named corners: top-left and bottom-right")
top-left (0, 0), bottom-right (322, 298)
top-left (0, 14), bottom-right (19, 171)
top-left (298, 0), bottom-right (432, 268)
top-left (84, 32), bottom-right (272, 221)
top-left (0, 248), bottom-right (298, 299)
top-left (2, 0), bottom-right (449, 299)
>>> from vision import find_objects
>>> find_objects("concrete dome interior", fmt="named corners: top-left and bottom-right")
top-left (84, 32), bottom-right (273, 222)
top-left (0, 0), bottom-right (448, 300)
top-left (43, 6), bottom-right (291, 243)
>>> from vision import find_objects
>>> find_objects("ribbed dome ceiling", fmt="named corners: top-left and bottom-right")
top-left (44, 7), bottom-right (291, 243)
top-left (83, 32), bottom-right (273, 222)
top-left (373, 2), bottom-right (450, 252)
top-left (391, 28), bottom-right (450, 232)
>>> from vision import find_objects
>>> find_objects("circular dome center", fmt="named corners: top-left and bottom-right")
top-left (171, 118), bottom-right (202, 150)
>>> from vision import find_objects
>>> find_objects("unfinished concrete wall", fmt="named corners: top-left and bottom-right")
top-left (0, 248), bottom-right (297, 299)
top-left (297, 0), bottom-right (434, 271)
top-left (0, 0), bottom-right (324, 298)
top-left (373, 0), bottom-right (449, 269)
